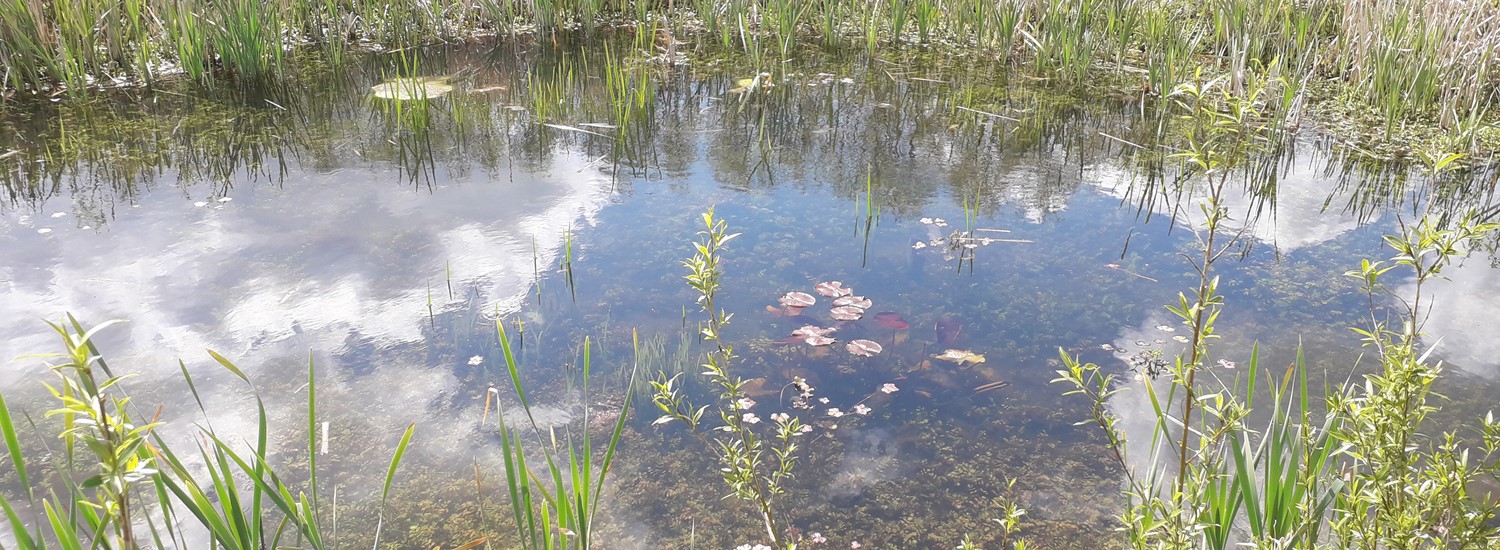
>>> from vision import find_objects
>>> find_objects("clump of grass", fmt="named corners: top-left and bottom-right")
top-left (0, 316), bottom-right (419, 550)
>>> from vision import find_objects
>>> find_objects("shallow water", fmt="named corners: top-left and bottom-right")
top-left (2, 37), bottom-right (1499, 548)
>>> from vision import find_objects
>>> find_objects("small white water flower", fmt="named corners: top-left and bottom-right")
top-left (853, 404), bottom-right (872, 415)
top-left (468, 355), bottom-right (484, 366)
top-left (736, 397), bottom-right (756, 410)
top-left (828, 408), bottom-right (845, 418)
top-left (742, 413), bottom-right (761, 424)
top-left (880, 383), bottom-right (899, 394)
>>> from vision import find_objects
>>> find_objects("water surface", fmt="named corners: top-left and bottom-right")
top-left (2, 38), bottom-right (1499, 548)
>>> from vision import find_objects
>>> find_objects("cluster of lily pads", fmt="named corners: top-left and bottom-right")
top-left (771, 281), bottom-right (892, 357)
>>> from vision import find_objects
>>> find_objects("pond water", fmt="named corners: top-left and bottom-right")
top-left (2, 37), bottom-right (1499, 548)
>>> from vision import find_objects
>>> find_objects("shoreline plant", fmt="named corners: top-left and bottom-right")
top-left (1053, 67), bottom-right (1500, 548)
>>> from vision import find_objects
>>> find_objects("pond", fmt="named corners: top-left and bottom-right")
top-left (2, 37), bottom-right (1499, 548)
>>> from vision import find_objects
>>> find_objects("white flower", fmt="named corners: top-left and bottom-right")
top-left (810, 532), bottom-right (827, 543)
top-left (828, 408), bottom-right (845, 418)
top-left (771, 412), bottom-right (790, 423)
top-left (467, 355), bottom-right (484, 366)
top-left (737, 397), bottom-right (756, 410)
top-left (853, 404), bottom-right (872, 415)
top-left (880, 383), bottom-right (899, 394)
top-left (851, 542), bottom-right (862, 548)
top-left (742, 413), bottom-right (761, 424)
top-left (819, 397), bottom-right (830, 404)
top-left (797, 425), bottom-right (813, 434)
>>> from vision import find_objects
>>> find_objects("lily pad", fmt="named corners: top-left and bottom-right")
top-left (804, 335), bottom-right (836, 346)
top-left (779, 291), bottom-right (816, 308)
top-left (933, 349), bottom-right (986, 365)
top-left (873, 312), bottom-right (909, 331)
top-left (814, 281), bottom-right (853, 298)
top-left (829, 306), bottom-right (864, 321)
top-left (792, 325), bottom-right (836, 338)
top-left (833, 295), bottom-right (872, 309)
top-left (846, 339), bottom-right (883, 357)
top-left (371, 77), bottom-right (453, 100)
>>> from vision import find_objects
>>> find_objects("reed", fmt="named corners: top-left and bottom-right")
top-left (490, 321), bottom-right (635, 550)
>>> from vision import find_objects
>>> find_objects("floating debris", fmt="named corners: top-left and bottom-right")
top-left (933, 349), bottom-right (986, 365)
top-left (846, 339), bottom-right (883, 357)
top-left (974, 380), bottom-right (1010, 394)
top-left (1105, 263), bottom-right (1160, 283)
top-left (834, 295), bottom-right (872, 309)
top-left (815, 281), bottom-right (853, 298)
top-left (371, 77), bottom-right (454, 100)
top-left (780, 291), bottom-right (816, 308)
top-left (830, 306), bottom-right (864, 321)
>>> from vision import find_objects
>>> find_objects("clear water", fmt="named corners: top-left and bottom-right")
top-left (2, 38), bottom-right (1498, 548)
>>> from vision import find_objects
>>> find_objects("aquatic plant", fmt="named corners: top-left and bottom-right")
top-left (1053, 67), bottom-right (1500, 548)
top-left (488, 321), bottom-right (634, 550)
top-left (0, 316), bottom-right (421, 550)
top-left (650, 208), bottom-right (807, 548)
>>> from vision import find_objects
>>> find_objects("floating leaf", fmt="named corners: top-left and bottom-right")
top-left (829, 306), bottom-right (864, 321)
top-left (779, 291), bottom-right (816, 308)
top-left (814, 281), bottom-right (852, 298)
top-left (370, 77), bottom-right (453, 100)
top-left (792, 325), bottom-right (836, 338)
top-left (873, 312), bottom-right (909, 331)
top-left (833, 295), bottom-right (872, 309)
top-left (933, 349), bottom-right (986, 365)
top-left (804, 335), bottom-right (835, 346)
top-left (846, 339), bottom-right (883, 357)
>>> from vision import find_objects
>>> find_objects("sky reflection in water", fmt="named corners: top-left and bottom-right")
top-left (1, 39), bottom-right (1498, 547)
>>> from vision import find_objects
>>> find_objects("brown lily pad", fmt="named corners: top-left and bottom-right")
top-left (846, 339), bottom-right (883, 357)
top-left (873, 312), bottom-right (909, 331)
top-left (792, 325), bottom-right (837, 338)
top-left (814, 281), bottom-right (852, 298)
top-left (779, 291), bottom-right (816, 308)
top-left (830, 306), bottom-right (864, 321)
top-left (804, 334), bottom-right (836, 346)
top-left (833, 295), bottom-right (873, 309)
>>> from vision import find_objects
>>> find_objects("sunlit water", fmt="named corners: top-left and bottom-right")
top-left (2, 38), bottom-right (1498, 548)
